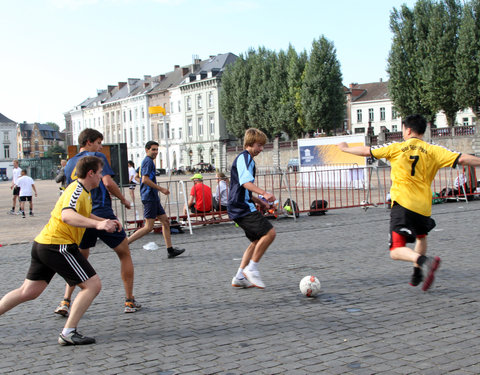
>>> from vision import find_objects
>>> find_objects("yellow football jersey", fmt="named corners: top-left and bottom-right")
top-left (35, 180), bottom-right (92, 245)
top-left (371, 138), bottom-right (460, 216)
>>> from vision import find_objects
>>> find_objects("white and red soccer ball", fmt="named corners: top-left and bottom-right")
top-left (299, 275), bottom-right (321, 297)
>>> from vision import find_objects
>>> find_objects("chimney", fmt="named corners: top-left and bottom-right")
top-left (379, 78), bottom-right (383, 82)
top-left (174, 65), bottom-right (180, 70)
top-left (160, 74), bottom-right (166, 80)
top-left (182, 67), bottom-right (189, 76)
top-left (118, 82), bottom-right (127, 89)
top-left (144, 75), bottom-right (152, 82)
top-left (143, 82), bottom-right (149, 88)
top-left (107, 85), bottom-right (116, 94)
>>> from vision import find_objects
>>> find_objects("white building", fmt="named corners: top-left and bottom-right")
top-left (347, 81), bottom-right (477, 136)
top-left (0, 113), bottom-right (18, 180)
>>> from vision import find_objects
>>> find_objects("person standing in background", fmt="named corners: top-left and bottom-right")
top-left (16, 169), bottom-right (37, 217)
top-left (9, 159), bottom-right (22, 214)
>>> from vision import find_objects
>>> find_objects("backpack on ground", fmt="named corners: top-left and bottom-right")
top-left (283, 198), bottom-right (300, 218)
top-left (308, 200), bottom-right (328, 216)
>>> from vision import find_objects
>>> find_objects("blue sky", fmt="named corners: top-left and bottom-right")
top-left (0, 0), bottom-right (417, 129)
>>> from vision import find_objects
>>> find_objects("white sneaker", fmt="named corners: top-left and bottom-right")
top-left (243, 268), bottom-right (265, 289)
top-left (231, 276), bottom-right (254, 288)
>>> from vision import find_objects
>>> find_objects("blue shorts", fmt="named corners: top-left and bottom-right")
top-left (79, 212), bottom-right (126, 250)
top-left (143, 200), bottom-right (166, 219)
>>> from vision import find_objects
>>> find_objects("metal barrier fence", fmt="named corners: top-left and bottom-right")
top-left (120, 164), bottom-right (479, 235)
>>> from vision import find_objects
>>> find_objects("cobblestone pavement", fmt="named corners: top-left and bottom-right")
top-left (1, 179), bottom-right (480, 374)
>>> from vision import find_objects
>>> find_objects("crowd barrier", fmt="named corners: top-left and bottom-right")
top-left (118, 164), bottom-right (479, 235)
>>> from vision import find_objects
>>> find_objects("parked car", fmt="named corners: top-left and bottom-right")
top-left (155, 168), bottom-right (166, 176)
top-left (287, 158), bottom-right (299, 172)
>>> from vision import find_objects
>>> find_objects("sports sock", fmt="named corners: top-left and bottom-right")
top-left (62, 328), bottom-right (75, 336)
top-left (247, 260), bottom-right (258, 272)
top-left (236, 268), bottom-right (245, 279)
top-left (413, 266), bottom-right (422, 275)
top-left (417, 255), bottom-right (427, 266)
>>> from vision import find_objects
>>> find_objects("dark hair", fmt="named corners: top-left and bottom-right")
top-left (145, 141), bottom-right (159, 150)
top-left (403, 114), bottom-right (427, 135)
top-left (78, 128), bottom-right (104, 147)
top-left (76, 156), bottom-right (104, 179)
top-left (128, 160), bottom-right (135, 167)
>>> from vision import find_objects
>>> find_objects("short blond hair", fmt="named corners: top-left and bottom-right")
top-left (243, 128), bottom-right (267, 148)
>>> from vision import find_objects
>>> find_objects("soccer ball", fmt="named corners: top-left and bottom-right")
top-left (299, 275), bottom-right (321, 297)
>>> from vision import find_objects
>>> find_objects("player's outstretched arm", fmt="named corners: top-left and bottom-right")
top-left (102, 174), bottom-right (131, 209)
top-left (337, 142), bottom-right (371, 157)
top-left (458, 153), bottom-right (480, 167)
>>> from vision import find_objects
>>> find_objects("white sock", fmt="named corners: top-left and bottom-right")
top-left (62, 327), bottom-right (76, 336)
top-left (236, 268), bottom-right (245, 279)
top-left (247, 260), bottom-right (258, 272)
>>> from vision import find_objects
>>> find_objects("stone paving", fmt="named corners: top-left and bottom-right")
top-left (0, 180), bottom-right (480, 374)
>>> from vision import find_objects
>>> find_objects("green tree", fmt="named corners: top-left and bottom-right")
top-left (456, 0), bottom-right (480, 118)
top-left (220, 53), bottom-right (251, 138)
top-left (44, 143), bottom-right (66, 164)
top-left (301, 36), bottom-right (345, 135)
top-left (423, 0), bottom-right (461, 126)
top-left (46, 122), bottom-right (60, 131)
top-left (388, 3), bottom-right (433, 121)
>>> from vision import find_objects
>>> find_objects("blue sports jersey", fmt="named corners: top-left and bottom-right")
top-left (227, 150), bottom-right (256, 220)
top-left (65, 150), bottom-right (115, 217)
top-left (139, 156), bottom-right (159, 202)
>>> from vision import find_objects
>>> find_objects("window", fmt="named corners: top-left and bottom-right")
top-left (380, 107), bottom-right (385, 121)
top-left (368, 108), bottom-right (374, 122)
top-left (355, 127), bottom-right (365, 134)
top-left (208, 92), bottom-right (214, 107)
top-left (3, 131), bottom-right (8, 141)
top-left (142, 107), bottom-right (145, 119)
top-left (129, 110), bottom-right (132, 121)
top-left (4, 145), bottom-right (9, 158)
top-left (197, 94), bottom-right (202, 109)
top-left (135, 108), bottom-right (138, 120)
top-left (463, 117), bottom-right (469, 126)
top-left (123, 111), bottom-right (126, 122)
top-left (187, 118), bottom-right (193, 137)
top-left (357, 109), bottom-right (362, 123)
top-left (209, 115), bottom-right (215, 135)
top-left (179, 127), bottom-right (182, 139)
top-left (198, 117), bottom-right (204, 136)
top-left (392, 125), bottom-right (398, 132)
top-left (186, 96), bottom-right (192, 111)
top-left (166, 122), bottom-right (170, 139)
top-left (392, 108), bottom-right (398, 120)
top-left (178, 101), bottom-right (181, 112)
top-left (170, 102), bottom-right (174, 114)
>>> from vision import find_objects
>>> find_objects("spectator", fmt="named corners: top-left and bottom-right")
top-left (184, 173), bottom-right (212, 215)
top-left (213, 172), bottom-right (229, 212)
top-left (17, 169), bottom-right (37, 217)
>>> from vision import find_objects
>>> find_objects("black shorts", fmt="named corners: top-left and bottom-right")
top-left (234, 211), bottom-right (274, 242)
top-left (27, 242), bottom-right (96, 286)
top-left (19, 196), bottom-right (32, 202)
top-left (79, 212), bottom-right (126, 249)
top-left (13, 186), bottom-right (20, 196)
top-left (390, 202), bottom-right (436, 244)
top-left (129, 184), bottom-right (136, 190)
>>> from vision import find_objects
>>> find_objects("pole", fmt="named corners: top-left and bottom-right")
top-left (163, 114), bottom-right (170, 176)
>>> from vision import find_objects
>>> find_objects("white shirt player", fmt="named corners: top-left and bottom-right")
top-left (17, 175), bottom-right (35, 197)
top-left (12, 167), bottom-right (22, 186)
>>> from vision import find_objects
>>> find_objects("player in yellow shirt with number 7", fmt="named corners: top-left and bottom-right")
top-left (337, 114), bottom-right (480, 291)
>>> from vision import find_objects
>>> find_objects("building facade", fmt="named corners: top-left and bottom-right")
top-left (17, 122), bottom-right (64, 159)
top-left (0, 113), bottom-right (18, 179)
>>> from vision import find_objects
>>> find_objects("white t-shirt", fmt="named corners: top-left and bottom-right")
top-left (17, 176), bottom-right (35, 197)
top-left (128, 166), bottom-right (137, 184)
top-left (12, 167), bottom-right (22, 185)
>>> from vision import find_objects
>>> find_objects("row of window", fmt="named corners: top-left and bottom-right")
top-left (357, 107), bottom-right (398, 123)
top-left (185, 92), bottom-right (215, 112)
top-left (187, 115), bottom-right (216, 138)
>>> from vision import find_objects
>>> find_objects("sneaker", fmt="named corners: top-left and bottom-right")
top-left (243, 268), bottom-right (265, 289)
top-left (58, 330), bottom-right (95, 346)
top-left (422, 256), bottom-right (441, 292)
top-left (8, 209), bottom-right (15, 215)
top-left (29, 212), bottom-right (33, 216)
top-left (167, 247), bottom-right (185, 259)
top-left (124, 298), bottom-right (142, 313)
top-left (54, 300), bottom-right (70, 317)
top-left (409, 267), bottom-right (423, 287)
top-left (231, 276), bottom-right (254, 288)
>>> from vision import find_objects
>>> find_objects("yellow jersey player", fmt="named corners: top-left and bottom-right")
top-left (338, 114), bottom-right (480, 291)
